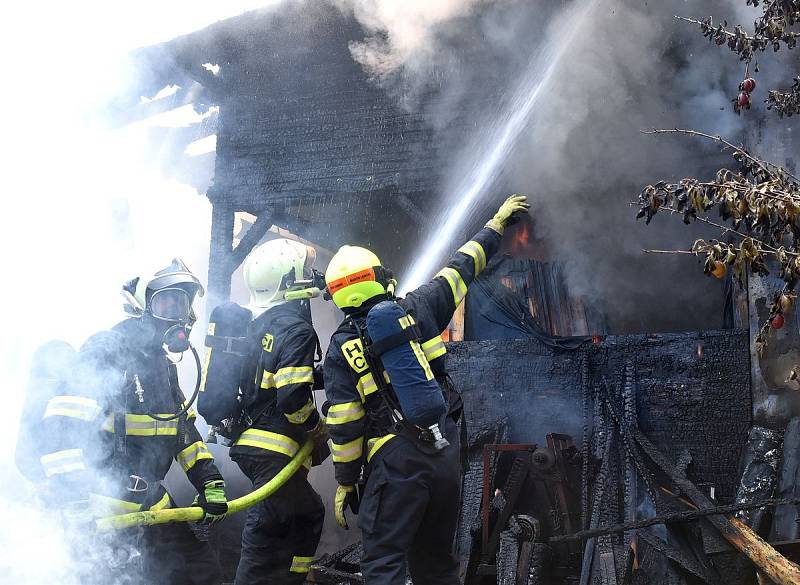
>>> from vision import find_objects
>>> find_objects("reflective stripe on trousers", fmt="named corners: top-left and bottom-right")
top-left (234, 429), bottom-right (300, 458)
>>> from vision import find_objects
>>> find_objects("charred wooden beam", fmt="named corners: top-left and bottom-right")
top-left (734, 425), bottom-right (782, 534)
top-left (229, 210), bottom-right (273, 269)
top-left (770, 417), bottom-right (800, 542)
top-left (624, 407), bottom-right (800, 585)
top-left (206, 203), bottom-right (273, 315)
top-left (207, 202), bottom-right (235, 314)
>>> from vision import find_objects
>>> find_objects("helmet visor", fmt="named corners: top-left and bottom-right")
top-left (149, 288), bottom-right (192, 321)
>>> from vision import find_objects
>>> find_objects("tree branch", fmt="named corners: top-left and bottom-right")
top-left (642, 128), bottom-right (800, 183)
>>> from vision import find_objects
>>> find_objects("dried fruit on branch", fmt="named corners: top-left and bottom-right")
top-left (678, 2), bottom-right (800, 114)
top-left (636, 129), bottom-right (800, 352)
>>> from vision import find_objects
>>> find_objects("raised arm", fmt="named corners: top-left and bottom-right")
top-left (408, 194), bottom-right (530, 332)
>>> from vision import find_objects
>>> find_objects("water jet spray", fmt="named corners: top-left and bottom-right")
top-left (400, 0), bottom-right (600, 294)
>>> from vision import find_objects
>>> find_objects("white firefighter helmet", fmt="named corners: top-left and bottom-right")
top-left (121, 258), bottom-right (204, 322)
top-left (243, 238), bottom-right (316, 309)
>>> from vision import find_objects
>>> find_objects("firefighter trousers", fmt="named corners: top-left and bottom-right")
top-left (233, 456), bottom-right (325, 585)
top-left (359, 418), bottom-right (462, 585)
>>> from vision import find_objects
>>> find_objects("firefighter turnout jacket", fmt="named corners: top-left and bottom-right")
top-left (38, 318), bottom-right (223, 514)
top-left (227, 300), bottom-right (324, 585)
top-left (323, 227), bottom-right (501, 485)
top-left (229, 301), bottom-right (320, 468)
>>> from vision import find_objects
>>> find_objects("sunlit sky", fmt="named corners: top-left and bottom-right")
top-left (0, 6), bottom-right (285, 580)
top-left (0, 1), bottom-right (284, 346)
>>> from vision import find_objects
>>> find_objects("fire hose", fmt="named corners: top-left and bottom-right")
top-left (95, 439), bottom-right (314, 532)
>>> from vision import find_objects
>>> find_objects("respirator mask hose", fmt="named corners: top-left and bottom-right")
top-left (147, 342), bottom-right (202, 422)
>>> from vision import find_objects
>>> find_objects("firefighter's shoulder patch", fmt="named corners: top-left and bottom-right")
top-left (261, 333), bottom-right (274, 352)
top-left (341, 338), bottom-right (368, 373)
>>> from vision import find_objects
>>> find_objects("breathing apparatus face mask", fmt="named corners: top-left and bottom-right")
top-left (147, 288), bottom-right (196, 353)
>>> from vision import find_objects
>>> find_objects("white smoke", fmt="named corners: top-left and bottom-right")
top-left (335, 0), bottom-right (490, 80)
top-left (336, 0), bottom-right (789, 333)
top-left (0, 2), bottom-right (283, 583)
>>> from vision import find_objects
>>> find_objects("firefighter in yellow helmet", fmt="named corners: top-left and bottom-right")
top-left (322, 195), bottom-right (529, 585)
top-left (228, 238), bottom-right (326, 585)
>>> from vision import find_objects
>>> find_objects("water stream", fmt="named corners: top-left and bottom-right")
top-left (400, 0), bottom-right (600, 294)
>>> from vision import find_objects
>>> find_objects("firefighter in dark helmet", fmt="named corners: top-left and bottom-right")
top-left (228, 238), bottom-right (326, 585)
top-left (323, 195), bottom-right (529, 585)
top-left (38, 259), bottom-right (227, 585)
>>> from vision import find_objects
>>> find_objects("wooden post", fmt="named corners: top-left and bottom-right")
top-left (207, 202), bottom-right (235, 316)
top-left (206, 203), bottom-right (274, 318)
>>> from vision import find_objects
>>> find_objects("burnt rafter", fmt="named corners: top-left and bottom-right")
top-left (206, 205), bottom-right (274, 312)
top-left (599, 382), bottom-right (800, 585)
top-left (230, 210), bottom-right (274, 270)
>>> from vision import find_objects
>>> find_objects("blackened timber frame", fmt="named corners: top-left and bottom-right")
top-left (206, 203), bottom-right (274, 315)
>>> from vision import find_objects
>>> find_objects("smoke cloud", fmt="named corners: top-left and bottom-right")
top-left (337, 0), bottom-right (795, 333)
top-left (0, 2), bottom-right (285, 582)
top-left (335, 0), bottom-right (488, 80)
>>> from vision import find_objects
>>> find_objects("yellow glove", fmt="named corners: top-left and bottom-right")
top-left (485, 194), bottom-right (530, 235)
top-left (334, 484), bottom-right (359, 529)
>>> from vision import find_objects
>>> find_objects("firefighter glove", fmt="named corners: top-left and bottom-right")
top-left (308, 419), bottom-right (329, 443)
top-left (308, 419), bottom-right (331, 466)
top-left (313, 364), bottom-right (325, 390)
top-left (334, 484), bottom-right (359, 529)
top-left (485, 194), bottom-right (530, 235)
top-left (194, 479), bottom-right (228, 524)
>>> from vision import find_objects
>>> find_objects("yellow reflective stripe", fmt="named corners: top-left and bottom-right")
top-left (367, 434), bottom-right (396, 462)
top-left (40, 449), bottom-right (85, 477)
top-left (290, 555), bottom-right (314, 574)
top-left (124, 415), bottom-right (179, 436)
top-left (285, 399), bottom-right (316, 424)
top-left (458, 240), bottom-right (487, 277)
top-left (410, 340), bottom-right (434, 381)
top-left (357, 373), bottom-right (379, 399)
top-left (260, 370), bottom-right (276, 390)
top-left (275, 366), bottom-right (314, 388)
top-left (234, 429), bottom-right (300, 457)
top-left (43, 396), bottom-right (102, 422)
top-left (99, 414), bottom-right (182, 435)
top-left (330, 437), bottom-right (363, 463)
top-left (89, 493), bottom-right (143, 514)
top-left (175, 441), bottom-right (214, 472)
top-left (421, 336), bottom-right (447, 361)
top-left (149, 492), bottom-right (171, 511)
top-left (182, 401), bottom-right (198, 420)
top-left (435, 267), bottom-right (468, 305)
top-left (326, 401), bottom-right (365, 425)
top-left (199, 322), bottom-right (215, 393)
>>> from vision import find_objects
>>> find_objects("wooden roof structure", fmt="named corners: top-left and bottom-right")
top-left (125, 2), bottom-right (489, 306)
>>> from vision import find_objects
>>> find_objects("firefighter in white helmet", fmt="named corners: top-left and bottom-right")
top-left (229, 238), bottom-right (326, 585)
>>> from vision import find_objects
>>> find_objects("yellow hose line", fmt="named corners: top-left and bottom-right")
top-left (95, 440), bottom-right (314, 532)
